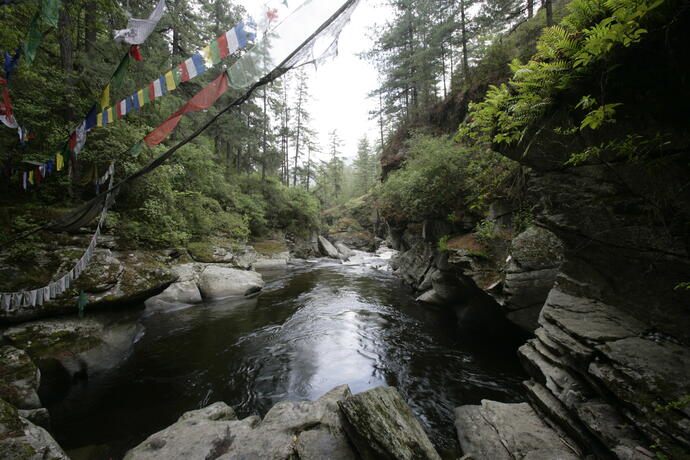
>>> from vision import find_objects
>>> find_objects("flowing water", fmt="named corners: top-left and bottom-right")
top-left (45, 251), bottom-right (527, 459)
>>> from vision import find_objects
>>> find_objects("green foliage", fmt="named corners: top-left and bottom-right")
top-left (438, 234), bottom-right (451, 252)
top-left (458, 0), bottom-right (668, 148)
top-left (474, 218), bottom-right (497, 244)
top-left (375, 133), bottom-right (517, 224)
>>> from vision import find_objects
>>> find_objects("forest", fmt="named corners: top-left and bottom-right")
top-left (0, 0), bottom-right (688, 459)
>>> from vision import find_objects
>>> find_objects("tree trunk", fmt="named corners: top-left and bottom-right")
top-left (84, 1), bottom-right (97, 53)
top-left (544, 0), bottom-right (553, 26)
top-left (460, 0), bottom-right (469, 82)
top-left (527, 0), bottom-right (534, 18)
top-left (262, 88), bottom-right (268, 181)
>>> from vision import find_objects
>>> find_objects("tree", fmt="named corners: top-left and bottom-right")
top-left (353, 136), bottom-right (378, 196)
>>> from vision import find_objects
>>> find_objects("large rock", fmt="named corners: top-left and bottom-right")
top-left (0, 346), bottom-right (41, 410)
top-left (125, 385), bottom-right (358, 460)
top-left (335, 242), bottom-right (354, 260)
top-left (0, 248), bottom-right (177, 324)
top-left (454, 400), bottom-right (580, 460)
top-left (198, 266), bottom-right (264, 299)
top-left (338, 386), bottom-right (441, 460)
top-left (318, 236), bottom-right (341, 259)
top-left (146, 263), bottom-right (203, 306)
top-left (253, 251), bottom-right (290, 270)
top-left (3, 314), bottom-right (142, 381)
top-left (0, 398), bottom-right (68, 459)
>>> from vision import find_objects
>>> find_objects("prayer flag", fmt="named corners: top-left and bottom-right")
top-left (114, 0), bottom-right (166, 45)
top-left (130, 44), bottom-right (143, 62)
top-left (217, 34), bottom-right (230, 59)
top-left (164, 71), bottom-right (176, 91)
top-left (144, 72), bottom-right (229, 146)
top-left (225, 28), bottom-right (240, 55)
top-left (85, 104), bottom-right (97, 131)
top-left (23, 15), bottom-right (43, 64)
top-left (56, 152), bottom-right (64, 171)
top-left (178, 61), bottom-right (190, 82)
top-left (153, 78), bottom-right (163, 98)
top-left (40, 0), bottom-right (61, 28)
top-left (100, 84), bottom-right (110, 110)
top-left (191, 54), bottom-right (206, 76)
top-left (137, 89), bottom-right (146, 107)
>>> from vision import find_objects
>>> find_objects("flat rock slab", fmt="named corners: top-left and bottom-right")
top-left (338, 386), bottom-right (441, 460)
top-left (455, 400), bottom-right (578, 460)
top-left (198, 266), bottom-right (264, 299)
top-left (125, 385), bottom-right (358, 460)
top-left (318, 236), bottom-right (340, 259)
top-left (0, 345), bottom-right (41, 410)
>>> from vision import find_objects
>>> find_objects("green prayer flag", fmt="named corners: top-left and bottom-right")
top-left (112, 54), bottom-right (131, 91)
top-left (23, 15), bottom-right (43, 64)
top-left (127, 141), bottom-right (144, 158)
top-left (209, 40), bottom-right (221, 65)
top-left (78, 290), bottom-right (88, 318)
top-left (40, 0), bottom-right (61, 28)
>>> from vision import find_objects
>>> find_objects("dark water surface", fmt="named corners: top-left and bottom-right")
top-left (47, 256), bottom-right (526, 459)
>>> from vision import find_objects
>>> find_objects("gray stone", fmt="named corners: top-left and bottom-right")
top-left (391, 238), bottom-right (434, 289)
top-left (4, 315), bottom-right (142, 379)
top-left (0, 346), bottom-right (41, 410)
top-left (198, 266), bottom-right (264, 299)
top-left (416, 289), bottom-right (443, 305)
top-left (418, 267), bottom-right (438, 292)
top-left (338, 386), bottom-right (441, 460)
top-left (125, 385), bottom-right (358, 460)
top-left (17, 408), bottom-right (50, 431)
top-left (0, 398), bottom-right (68, 459)
top-left (335, 242), bottom-right (354, 260)
top-left (148, 280), bottom-right (202, 305)
top-left (454, 400), bottom-right (579, 460)
top-left (509, 226), bottom-right (564, 272)
top-left (253, 252), bottom-right (290, 270)
top-left (506, 305), bottom-right (543, 333)
top-left (318, 236), bottom-right (341, 259)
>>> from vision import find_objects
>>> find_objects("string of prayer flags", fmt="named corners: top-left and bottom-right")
top-left (0, 163), bottom-right (115, 311)
top-left (114, 0), bottom-right (166, 45)
top-left (97, 21), bottom-right (254, 128)
top-left (144, 71), bottom-right (229, 146)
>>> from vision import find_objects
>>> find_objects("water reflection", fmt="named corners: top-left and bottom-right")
top-left (49, 254), bottom-right (526, 459)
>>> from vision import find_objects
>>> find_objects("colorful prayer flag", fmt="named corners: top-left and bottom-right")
top-left (144, 72), bottom-right (229, 146)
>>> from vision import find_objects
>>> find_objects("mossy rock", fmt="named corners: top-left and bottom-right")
top-left (4, 321), bottom-right (103, 362)
top-left (252, 239), bottom-right (289, 256)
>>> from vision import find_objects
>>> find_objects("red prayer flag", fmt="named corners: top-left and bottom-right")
top-left (178, 61), bottom-right (190, 83)
top-left (130, 45), bottom-right (143, 62)
top-left (217, 34), bottom-right (229, 59)
top-left (147, 82), bottom-right (156, 101)
top-left (144, 72), bottom-right (229, 146)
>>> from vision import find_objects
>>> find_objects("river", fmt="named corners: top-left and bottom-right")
top-left (44, 251), bottom-right (527, 459)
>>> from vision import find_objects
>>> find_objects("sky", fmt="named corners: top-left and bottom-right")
top-left (236, 0), bottom-right (392, 163)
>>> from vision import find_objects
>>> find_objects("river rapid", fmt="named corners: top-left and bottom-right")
top-left (45, 249), bottom-right (526, 459)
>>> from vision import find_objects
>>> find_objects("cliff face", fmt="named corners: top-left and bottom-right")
top-left (509, 145), bottom-right (690, 458)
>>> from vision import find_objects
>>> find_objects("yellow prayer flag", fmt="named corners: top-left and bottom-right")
top-left (165, 71), bottom-right (176, 91)
top-left (137, 89), bottom-right (146, 107)
top-left (100, 84), bottom-right (110, 110)
top-left (28, 171), bottom-right (34, 184)
top-left (97, 112), bottom-right (103, 128)
top-left (107, 107), bottom-right (114, 123)
top-left (201, 45), bottom-right (214, 67)
top-left (56, 153), bottom-right (64, 171)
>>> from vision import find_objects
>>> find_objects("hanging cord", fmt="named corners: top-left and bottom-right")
top-left (0, 0), bottom-right (359, 249)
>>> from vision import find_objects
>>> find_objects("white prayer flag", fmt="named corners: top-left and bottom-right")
top-left (114, 0), bottom-right (166, 45)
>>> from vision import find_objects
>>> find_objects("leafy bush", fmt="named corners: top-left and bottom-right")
top-left (375, 133), bottom-right (517, 224)
top-left (458, 0), bottom-right (669, 148)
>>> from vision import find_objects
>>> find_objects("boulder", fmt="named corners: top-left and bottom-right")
top-left (125, 385), bottom-right (358, 460)
top-left (198, 266), bottom-right (264, 299)
top-left (3, 314), bottom-right (142, 380)
top-left (335, 242), bottom-right (354, 260)
top-left (253, 251), bottom-right (290, 270)
top-left (0, 398), bottom-right (68, 459)
top-left (415, 289), bottom-right (443, 305)
top-left (454, 400), bottom-right (580, 460)
top-left (0, 248), bottom-right (177, 324)
top-left (318, 236), bottom-right (341, 259)
top-left (0, 346), bottom-right (41, 410)
top-left (338, 386), bottom-right (441, 460)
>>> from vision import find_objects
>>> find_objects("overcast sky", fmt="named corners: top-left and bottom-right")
top-left (236, 0), bottom-right (391, 163)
